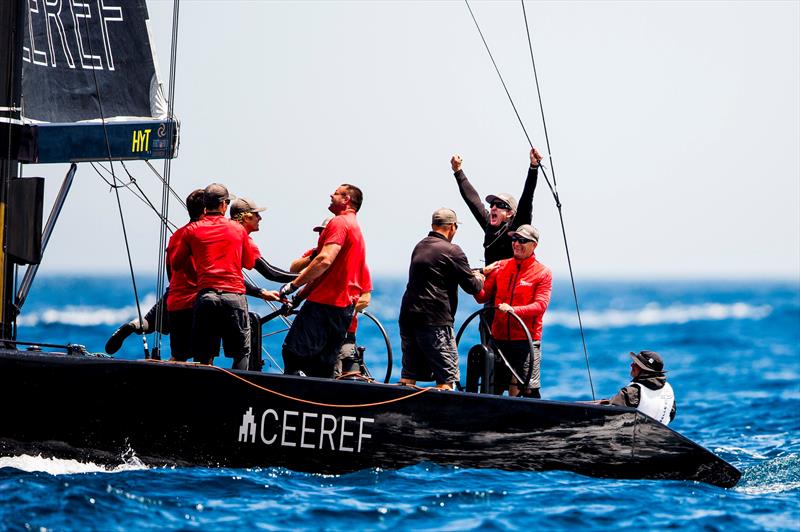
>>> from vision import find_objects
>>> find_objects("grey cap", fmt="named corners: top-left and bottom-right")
top-left (485, 193), bottom-right (518, 212)
top-left (508, 224), bottom-right (539, 243)
top-left (432, 207), bottom-right (459, 226)
top-left (203, 183), bottom-right (233, 209)
top-left (230, 197), bottom-right (266, 218)
top-left (313, 217), bottom-right (332, 233)
top-left (630, 350), bottom-right (666, 373)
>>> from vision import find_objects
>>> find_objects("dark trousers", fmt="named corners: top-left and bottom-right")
top-left (167, 308), bottom-right (193, 361)
top-left (282, 301), bottom-right (355, 378)
top-left (191, 290), bottom-right (250, 370)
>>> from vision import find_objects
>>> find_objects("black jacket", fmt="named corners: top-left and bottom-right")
top-left (453, 165), bottom-right (538, 265)
top-left (399, 232), bottom-right (483, 327)
top-left (609, 373), bottom-right (677, 422)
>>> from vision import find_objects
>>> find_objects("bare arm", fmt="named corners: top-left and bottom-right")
top-left (291, 242), bottom-right (342, 289)
top-left (289, 251), bottom-right (314, 273)
top-left (355, 291), bottom-right (371, 312)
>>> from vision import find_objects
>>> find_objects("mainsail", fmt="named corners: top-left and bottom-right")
top-left (19, 0), bottom-right (177, 163)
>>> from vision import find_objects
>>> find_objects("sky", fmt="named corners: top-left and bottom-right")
top-left (25, 0), bottom-right (799, 280)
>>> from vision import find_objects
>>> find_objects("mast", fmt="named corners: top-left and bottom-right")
top-left (0, 0), bottom-right (25, 341)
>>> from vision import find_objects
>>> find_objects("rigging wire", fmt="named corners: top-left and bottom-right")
top-left (465, 0), bottom-right (595, 399)
top-left (79, 11), bottom-right (148, 358)
top-left (153, 0), bottom-right (183, 356)
top-left (90, 162), bottom-right (179, 232)
top-left (144, 160), bottom-right (186, 210)
top-left (520, 0), bottom-right (594, 400)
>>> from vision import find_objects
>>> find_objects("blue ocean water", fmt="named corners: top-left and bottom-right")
top-left (2, 275), bottom-right (798, 530)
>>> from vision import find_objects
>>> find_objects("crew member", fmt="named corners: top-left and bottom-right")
top-left (229, 197), bottom-right (288, 301)
top-left (278, 184), bottom-right (369, 378)
top-left (164, 189), bottom-right (206, 361)
top-left (450, 148), bottom-right (542, 265)
top-left (172, 183), bottom-right (271, 369)
top-left (288, 216), bottom-right (372, 378)
top-left (399, 208), bottom-right (484, 390)
top-left (603, 351), bottom-right (677, 425)
top-left (105, 189), bottom-right (206, 356)
top-left (474, 224), bottom-right (551, 398)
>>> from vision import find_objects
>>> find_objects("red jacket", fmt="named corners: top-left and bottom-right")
top-left (475, 254), bottom-right (552, 341)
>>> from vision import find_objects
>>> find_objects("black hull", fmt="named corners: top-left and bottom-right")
top-left (0, 349), bottom-right (740, 487)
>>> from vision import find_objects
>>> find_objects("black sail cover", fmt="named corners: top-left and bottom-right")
top-left (21, 0), bottom-right (167, 123)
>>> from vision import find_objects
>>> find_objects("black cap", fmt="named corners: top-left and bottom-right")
top-left (630, 350), bottom-right (665, 373)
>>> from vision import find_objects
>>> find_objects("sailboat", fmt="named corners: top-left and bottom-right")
top-left (0, 0), bottom-right (740, 488)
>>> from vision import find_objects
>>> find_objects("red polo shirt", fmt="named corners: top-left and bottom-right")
top-left (166, 223), bottom-right (198, 311)
top-left (307, 211), bottom-right (368, 308)
top-left (172, 213), bottom-right (260, 293)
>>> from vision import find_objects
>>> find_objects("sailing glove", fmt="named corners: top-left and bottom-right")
top-left (278, 282), bottom-right (298, 299)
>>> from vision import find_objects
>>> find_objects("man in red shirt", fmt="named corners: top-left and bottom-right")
top-left (164, 189), bottom-right (205, 361)
top-left (475, 224), bottom-right (552, 398)
top-left (279, 184), bottom-right (368, 378)
top-left (105, 189), bottom-right (205, 356)
top-left (172, 183), bottom-right (265, 369)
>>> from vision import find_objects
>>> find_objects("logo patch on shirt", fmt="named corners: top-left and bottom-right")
top-left (519, 281), bottom-right (533, 287)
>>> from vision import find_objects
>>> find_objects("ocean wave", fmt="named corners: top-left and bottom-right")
top-left (17, 298), bottom-right (772, 330)
top-left (736, 453), bottom-right (800, 495)
top-left (17, 294), bottom-right (158, 328)
top-left (544, 302), bottom-right (772, 330)
top-left (0, 453), bottom-right (148, 475)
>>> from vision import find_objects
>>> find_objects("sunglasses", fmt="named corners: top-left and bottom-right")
top-left (511, 235), bottom-right (533, 244)
top-left (490, 201), bottom-right (511, 210)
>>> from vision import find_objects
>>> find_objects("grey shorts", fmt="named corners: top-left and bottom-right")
top-left (400, 324), bottom-right (459, 385)
top-left (493, 339), bottom-right (542, 390)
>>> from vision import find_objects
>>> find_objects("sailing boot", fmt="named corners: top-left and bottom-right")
top-left (105, 319), bottom-right (147, 354)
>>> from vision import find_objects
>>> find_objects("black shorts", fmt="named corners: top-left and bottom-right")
top-left (493, 339), bottom-right (541, 390)
top-left (191, 290), bottom-right (250, 363)
top-left (167, 308), bottom-right (193, 361)
top-left (282, 301), bottom-right (355, 378)
top-left (400, 324), bottom-right (459, 385)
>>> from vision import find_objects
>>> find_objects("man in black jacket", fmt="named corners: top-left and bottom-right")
top-left (399, 208), bottom-right (484, 390)
top-left (450, 148), bottom-right (543, 266)
top-left (602, 350), bottom-right (677, 425)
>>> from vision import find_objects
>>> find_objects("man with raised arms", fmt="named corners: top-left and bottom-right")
top-left (278, 184), bottom-right (369, 379)
top-left (450, 148), bottom-right (543, 266)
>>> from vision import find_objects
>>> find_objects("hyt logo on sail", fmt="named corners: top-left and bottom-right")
top-left (238, 407), bottom-right (374, 453)
top-left (131, 129), bottom-right (151, 152)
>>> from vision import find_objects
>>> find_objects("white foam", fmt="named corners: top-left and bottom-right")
top-left (17, 293), bottom-right (158, 327)
top-left (544, 302), bottom-right (772, 330)
top-left (17, 297), bottom-right (772, 330)
top-left (0, 453), bottom-right (148, 475)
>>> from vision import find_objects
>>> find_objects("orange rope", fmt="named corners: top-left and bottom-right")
top-left (335, 371), bottom-right (373, 382)
top-left (143, 359), bottom-right (433, 408)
